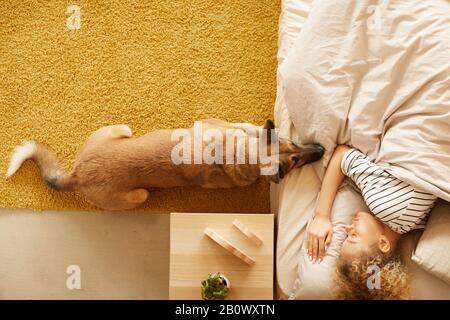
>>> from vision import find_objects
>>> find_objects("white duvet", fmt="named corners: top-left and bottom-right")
top-left (279, 0), bottom-right (450, 201)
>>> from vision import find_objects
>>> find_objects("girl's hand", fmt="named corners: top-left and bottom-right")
top-left (307, 214), bottom-right (333, 263)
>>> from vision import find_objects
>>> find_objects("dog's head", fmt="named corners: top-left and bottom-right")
top-left (261, 119), bottom-right (324, 183)
top-left (273, 142), bottom-right (324, 183)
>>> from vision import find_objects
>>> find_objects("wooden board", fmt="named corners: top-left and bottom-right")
top-left (232, 219), bottom-right (264, 246)
top-left (204, 227), bottom-right (256, 266)
top-left (169, 213), bottom-right (274, 300)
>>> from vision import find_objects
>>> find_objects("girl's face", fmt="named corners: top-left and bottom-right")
top-left (340, 211), bottom-right (384, 262)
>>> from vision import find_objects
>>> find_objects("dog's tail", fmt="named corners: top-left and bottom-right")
top-left (6, 140), bottom-right (75, 191)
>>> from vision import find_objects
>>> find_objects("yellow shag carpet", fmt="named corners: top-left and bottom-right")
top-left (0, 0), bottom-right (279, 212)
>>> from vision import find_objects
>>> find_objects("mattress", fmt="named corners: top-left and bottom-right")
top-left (272, 0), bottom-right (450, 300)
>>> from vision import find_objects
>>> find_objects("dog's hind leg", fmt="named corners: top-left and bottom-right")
top-left (123, 188), bottom-right (149, 206)
top-left (86, 125), bottom-right (133, 144)
top-left (106, 125), bottom-right (133, 139)
top-left (105, 188), bottom-right (149, 210)
top-left (75, 125), bottom-right (133, 160)
top-left (84, 187), bottom-right (149, 210)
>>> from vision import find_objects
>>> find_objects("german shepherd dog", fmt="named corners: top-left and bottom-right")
top-left (7, 119), bottom-right (323, 210)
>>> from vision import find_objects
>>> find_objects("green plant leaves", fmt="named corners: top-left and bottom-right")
top-left (201, 273), bottom-right (229, 300)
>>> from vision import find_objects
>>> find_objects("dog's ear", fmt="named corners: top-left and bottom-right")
top-left (263, 119), bottom-right (275, 130)
top-left (262, 119), bottom-right (276, 145)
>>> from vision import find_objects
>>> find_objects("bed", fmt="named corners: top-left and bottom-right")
top-left (272, 0), bottom-right (450, 299)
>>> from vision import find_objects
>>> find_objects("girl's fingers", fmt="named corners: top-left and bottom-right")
top-left (312, 237), bottom-right (319, 262)
top-left (307, 233), bottom-right (313, 260)
top-left (325, 232), bottom-right (332, 247)
top-left (318, 237), bottom-right (325, 262)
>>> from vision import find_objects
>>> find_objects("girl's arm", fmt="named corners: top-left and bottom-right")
top-left (307, 145), bottom-right (350, 263)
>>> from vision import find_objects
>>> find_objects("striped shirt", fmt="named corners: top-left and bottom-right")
top-left (341, 148), bottom-right (437, 234)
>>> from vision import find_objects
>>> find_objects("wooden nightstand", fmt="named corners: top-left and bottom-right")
top-left (169, 213), bottom-right (274, 300)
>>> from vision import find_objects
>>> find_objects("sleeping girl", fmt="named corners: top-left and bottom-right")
top-left (307, 145), bottom-right (437, 299)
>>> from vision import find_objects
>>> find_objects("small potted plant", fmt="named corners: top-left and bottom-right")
top-left (201, 273), bottom-right (230, 300)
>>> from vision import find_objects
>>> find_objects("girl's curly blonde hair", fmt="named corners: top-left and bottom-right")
top-left (333, 255), bottom-right (410, 300)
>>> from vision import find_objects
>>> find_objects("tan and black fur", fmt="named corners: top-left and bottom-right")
top-left (7, 119), bottom-right (323, 210)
